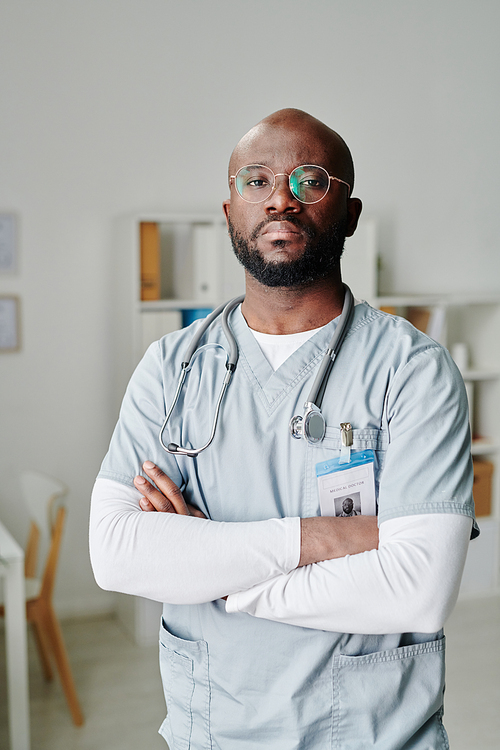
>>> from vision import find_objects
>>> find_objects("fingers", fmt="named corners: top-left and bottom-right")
top-left (138, 496), bottom-right (156, 512)
top-left (186, 503), bottom-right (207, 519)
top-left (134, 461), bottom-right (190, 516)
top-left (134, 474), bottom-right (177, 513)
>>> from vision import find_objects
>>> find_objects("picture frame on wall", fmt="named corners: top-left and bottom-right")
top-left (0, 214), bottom-right (17, 273)
top-left (0, 296), bottom-right (21, 352)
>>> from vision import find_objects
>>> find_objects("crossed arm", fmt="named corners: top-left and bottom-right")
top-left (90, 460), bottom-right (471, 634)
top-left (134, 461), bottom-right (380, 567)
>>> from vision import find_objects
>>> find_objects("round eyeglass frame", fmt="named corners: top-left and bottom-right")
top-left (229, 164), bottom-right (352, 205)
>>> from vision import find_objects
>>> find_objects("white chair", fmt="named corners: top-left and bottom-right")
top-left (0, 470), bottom-right (84, 725)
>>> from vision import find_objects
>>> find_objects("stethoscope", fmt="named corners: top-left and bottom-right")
top-left (159, 284), bottom-right (354, 458)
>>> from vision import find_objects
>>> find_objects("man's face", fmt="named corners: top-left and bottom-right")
top-left (343, 498), bottom-right (354, 514)
top-left (227, 211), bottom-right (347, 288)
top-left (223, 121), bottom-right (357, 289)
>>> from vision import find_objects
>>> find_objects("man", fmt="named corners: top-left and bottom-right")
top-left (90, 109), bottom-right (476, 749)
top-left (339, 497), bottom-right (358, 517)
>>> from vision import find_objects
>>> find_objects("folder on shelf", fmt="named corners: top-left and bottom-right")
top-left (473, 459), bottom-right (494, 517)
top-left (140, 222), bottom-right (161, 300)
top-left (192, 224), bottom-right (219, 303)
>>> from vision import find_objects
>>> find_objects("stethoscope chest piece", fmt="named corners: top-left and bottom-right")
top-left (288, 284), bottom-right (354, 446)
top-left (289, 407), bottom-right (326, 443)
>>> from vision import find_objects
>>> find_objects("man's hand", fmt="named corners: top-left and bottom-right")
top-left (134, 461), bottom-right (206, 518)
top-left (299, 516), bottom-right (379, 567)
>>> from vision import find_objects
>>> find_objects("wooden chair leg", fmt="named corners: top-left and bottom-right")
top-left (31, 617), bottom-right (54, 681)
top-left (40, 603), bottom-right (84, 726)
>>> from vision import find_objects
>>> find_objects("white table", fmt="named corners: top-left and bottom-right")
top-left (0, 521), bottom-right (30, 750)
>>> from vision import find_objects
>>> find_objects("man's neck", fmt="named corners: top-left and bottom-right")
top-left (240, 272), bottom-right (345, 335)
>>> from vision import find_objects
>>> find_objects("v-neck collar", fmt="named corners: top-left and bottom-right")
top-left (228, 305), bottom-right (344, 412)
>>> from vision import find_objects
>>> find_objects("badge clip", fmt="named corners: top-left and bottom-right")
top-left (339, 422), bottom-right (353, 464)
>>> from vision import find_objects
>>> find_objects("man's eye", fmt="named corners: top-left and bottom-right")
top-left (248, 178), bottom-right (270, 187)
top-left (300, 179), bottom-right (322, 188)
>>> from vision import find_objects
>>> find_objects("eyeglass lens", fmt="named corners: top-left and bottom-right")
top-left (235, 165), bottom-right (331, 204)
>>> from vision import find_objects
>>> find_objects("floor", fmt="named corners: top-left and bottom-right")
top-left (0, 615), bottom-right (167, 750)
top-left (0, 595), bottom-right (499, 749)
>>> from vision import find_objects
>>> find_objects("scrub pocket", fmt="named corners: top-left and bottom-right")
top-left (332, 637), bottom-right (448, 750)
top-left (158, 618), bottom-right (211, 749)
top-left (305, 427), bottom-right (387, 517)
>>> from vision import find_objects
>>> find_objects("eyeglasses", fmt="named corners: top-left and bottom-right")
top-left (229, 164), bottom-right (351, 205)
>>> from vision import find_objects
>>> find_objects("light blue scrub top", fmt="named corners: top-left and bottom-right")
top-left (99, 302), bottom-right (476, 750)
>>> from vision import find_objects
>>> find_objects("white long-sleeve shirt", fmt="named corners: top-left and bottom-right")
top-left (90, 477), bottom-right (471, 634)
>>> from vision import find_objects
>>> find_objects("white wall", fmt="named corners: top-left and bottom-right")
top-left (0, 0), bottom-right (499, 617)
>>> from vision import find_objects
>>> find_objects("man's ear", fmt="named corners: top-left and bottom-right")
top-left (345, 197), bottom-right (362, 237)
top-left (222, 199), bottom-right (231, 228)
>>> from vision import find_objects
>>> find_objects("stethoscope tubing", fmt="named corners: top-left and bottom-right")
top-left (180, 297), bottom-right (241, 367)
top-left (306, 285), bottom-right (354, 410)
top-left (158, 286), bottom-right (353, 457)
top-left (158, 295), bottom-right (244, 457)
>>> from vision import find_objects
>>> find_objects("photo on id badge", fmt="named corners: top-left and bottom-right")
top-left (316, 451), bottom-right (377, 517)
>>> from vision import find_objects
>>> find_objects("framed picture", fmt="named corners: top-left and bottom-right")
top-left (0, 296), bottom-right (20, 351)
top-left (0, 214), bottom-right (17, 273)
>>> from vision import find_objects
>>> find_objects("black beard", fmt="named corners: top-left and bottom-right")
top-left (228, 215), bottom-right (346, 288)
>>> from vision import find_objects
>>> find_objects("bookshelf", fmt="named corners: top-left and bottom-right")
top-left (128, 214), bottom-right (500, 598)
top-left (132, 214), bottom-right (245, 361)
top-left (372, 294), bottom-right (500, 596)
top-left (341, 224), bottom-right (500, 594)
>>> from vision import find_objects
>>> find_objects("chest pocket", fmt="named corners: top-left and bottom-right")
top-left (303, 427), bottom-right (388, 518)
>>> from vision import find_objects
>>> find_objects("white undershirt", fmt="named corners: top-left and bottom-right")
top-left (250, 326), bottom-right (323, 370)
top-left (248, 298), bottom-right (361, 371)
top-left (90, 478), bottom-right (472, 634)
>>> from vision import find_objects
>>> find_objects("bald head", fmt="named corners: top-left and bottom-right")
top-left (229, 108), bottom-right (355, 191)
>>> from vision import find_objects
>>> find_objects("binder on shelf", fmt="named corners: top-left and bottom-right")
top-left (473, 459), bottom-right (494, 517)
top-left (181, 308), bottom-right (213, 328)
top-left (425, 305), bottom-right (446, 344)
top-left (140, 222), bottom-right (161, 300)
top-left (341, 219), bottom-right (377, 304)
top-left (406, 307), bottom-right (431, 334)
top-left (193, 223), bottom-right (219, 303)
top-left (464, 380), bottom-right (474, 437)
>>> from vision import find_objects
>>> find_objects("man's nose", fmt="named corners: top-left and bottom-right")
top-left (265, 174), bottom-right (301, 213)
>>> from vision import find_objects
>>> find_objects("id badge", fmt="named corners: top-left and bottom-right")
top-left (316, 450), bottom-right (377, 517)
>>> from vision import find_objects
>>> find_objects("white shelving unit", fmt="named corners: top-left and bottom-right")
top-left (118, 215), bottom-right (499, 643)
top-left (374, 293), bottom-right (500, 596)
top-left (131, 214), bottom-right (245, 362)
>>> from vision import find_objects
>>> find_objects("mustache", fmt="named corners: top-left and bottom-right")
top-left (249, 215), bottom-right (315, 242)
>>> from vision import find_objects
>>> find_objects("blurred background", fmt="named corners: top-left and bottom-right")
top-left (0, 1), bottom-right (499, 748)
